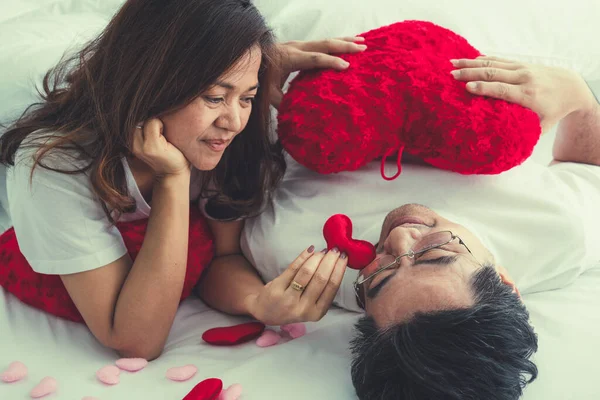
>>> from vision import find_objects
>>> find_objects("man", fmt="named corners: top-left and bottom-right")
top-left (237, 57), bottom-right (600, 399)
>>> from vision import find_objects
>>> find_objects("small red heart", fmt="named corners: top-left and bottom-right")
top-left (182, 378), bottom-right (223, 400)
top-left (323, 214), bottom-right (376, 270)
top-left (202, 322), bottom-right (266, 346)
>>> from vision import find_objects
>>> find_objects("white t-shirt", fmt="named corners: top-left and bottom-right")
top-left (241, 156), bottom-right (600, 312)
top-left (6, 145), bottom-right (205, 275)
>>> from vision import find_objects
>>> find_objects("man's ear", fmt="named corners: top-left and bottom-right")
top-left (497, 266), bottom-right (521, 298)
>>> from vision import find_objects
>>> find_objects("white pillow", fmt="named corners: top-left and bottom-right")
top-left (0, 13), bottom-right (107, 125)
top-left (254, 0), bottom-right (600, 80)
top-left (1, 0), bottom-right (122, 24)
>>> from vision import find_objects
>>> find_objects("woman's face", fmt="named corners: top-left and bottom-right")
top-left (160, 46), bottom-right (262, 171)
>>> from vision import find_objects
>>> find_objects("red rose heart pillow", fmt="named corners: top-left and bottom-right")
top-left (277, 20), bottom-right (541, 179)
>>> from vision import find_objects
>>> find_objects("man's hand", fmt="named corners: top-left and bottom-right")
top-left (451, 56), bottom-right (597, 133)
top-left (270, 37), bottom-right (367, 108)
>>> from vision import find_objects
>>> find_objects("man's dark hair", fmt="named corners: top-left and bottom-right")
top-left (350, 265), bottom-right (538, 400)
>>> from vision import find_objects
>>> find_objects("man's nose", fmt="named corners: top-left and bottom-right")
top-left (384, 227), bottom-right (424, 258)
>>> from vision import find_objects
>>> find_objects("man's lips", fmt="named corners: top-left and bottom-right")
top-left (385, 216), bottom-right (429, 237)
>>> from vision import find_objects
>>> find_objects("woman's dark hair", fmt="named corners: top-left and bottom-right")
top-left (350, 265), bottom-right (539, 400)
top-left (0, 0), bottom-right (285, 222)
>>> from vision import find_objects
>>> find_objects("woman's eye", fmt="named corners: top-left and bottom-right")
top-left (204, 97), bottom-right (224, 104)
top-left (242, 97), bottom-right (255, 104)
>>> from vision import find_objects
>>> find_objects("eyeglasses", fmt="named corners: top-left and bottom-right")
top-left (353, 230), bottom-right (473, 308)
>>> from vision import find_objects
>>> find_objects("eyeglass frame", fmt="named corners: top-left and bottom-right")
top-left (353, 230), bottom-right (474, 309)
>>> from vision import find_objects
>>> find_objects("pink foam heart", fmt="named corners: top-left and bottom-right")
top-left (281, 323), bottom-right (307, 339)
top-left (96, 365), bottom-right (120, 385)
top-left (166, 365), bottom-right (198, 382)
top-left (115, 358), bottom-right (148, 372)
top-left (1, 361), bottom-right (28, 383)
top-left (255, 329), bottom-right (281, 347)
top-left (30, 377), bottom-right (58, 399)
top-left (218, 383), bottom-right (243, 400)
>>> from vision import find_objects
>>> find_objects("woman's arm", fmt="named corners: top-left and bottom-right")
top-left (195, 219), bottom-right (265, 316)
top-left (61, 173), bottom-right (190, 360)
top-left (197, 218), bottom-right (349, 326)
top-left (61, 119), bottom-right (191, 360)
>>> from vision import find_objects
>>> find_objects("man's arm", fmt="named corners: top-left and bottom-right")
top-left (451, 56), bottom-right (600, 167)
top-left (552, 85), bottom-right (600, 166)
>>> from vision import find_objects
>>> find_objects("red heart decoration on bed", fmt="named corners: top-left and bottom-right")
top-left (182, 378), bottom-right (223, 400)
top-left (202, 322), bottom-right (266, 346)
top-left (323, 214), bottom-right (376, 270)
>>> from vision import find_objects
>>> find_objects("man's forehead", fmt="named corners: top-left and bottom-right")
top-left (371, 259), bottom-right (477, 327)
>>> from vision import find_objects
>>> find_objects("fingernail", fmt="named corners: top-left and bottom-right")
top-left (355, 44), bottom-right (367, 50)
top-left (331, 247), bottom-right (340, 253)
top-left (339, 60), bottom-right (350, 68)
top-left (354, 36), bottom-right (366, 42)
top-left (321, 248), bottom-right (328, 253)
top-left (340, 252), bottom-right (348, 259)
top-left (466, 82), bottom-right (479, 91)
top-left (307, 245), bottom-right (315, 253)
top-left (450, 59), bottom-right (459, 66)
top-left (451, 70), bottom-right (460, 79)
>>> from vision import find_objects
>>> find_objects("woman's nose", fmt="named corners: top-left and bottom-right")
top-left (216, 104), bottom-right (243, 132)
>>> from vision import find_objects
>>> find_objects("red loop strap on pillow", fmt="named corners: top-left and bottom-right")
top-left (380, 145), bottom-right (405, 181)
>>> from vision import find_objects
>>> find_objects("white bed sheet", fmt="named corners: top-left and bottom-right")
top-left (2, 1), bottom-right (600, 399)
top-left (1, 265), bottom-right (599, 400)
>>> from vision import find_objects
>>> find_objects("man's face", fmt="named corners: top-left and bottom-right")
top-left (359, 204), bottom-right (503, 328)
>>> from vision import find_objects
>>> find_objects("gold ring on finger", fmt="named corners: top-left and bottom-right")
top-left (290, 281), bottom-right (305, 292)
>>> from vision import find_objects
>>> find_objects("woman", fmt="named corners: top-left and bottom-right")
top-left (0, 0), bottom-right (363, 359)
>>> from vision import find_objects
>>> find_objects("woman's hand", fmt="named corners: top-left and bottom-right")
top-left (271, 37), bottom-right (367, 108)
top-left (451, 56), bottom-right (597, 133)
top-left (132, 118), bottom-right (190, 177)
top-left (245, 247), bottom-right (348, 326)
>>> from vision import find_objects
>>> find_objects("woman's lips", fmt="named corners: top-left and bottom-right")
top-left (203, 139), bottom-right (229, 152)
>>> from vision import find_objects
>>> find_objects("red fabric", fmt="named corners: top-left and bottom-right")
top-left (278, 20), bottom-right (542, 177)
top-left (202, 322), bottom-right (266, 346)
top-left (182, 378), bottom-right (223, 400)
top-left (0, 206), bottom-right (214, 323)
top-left (323, 214), bottom-right (376, 270)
